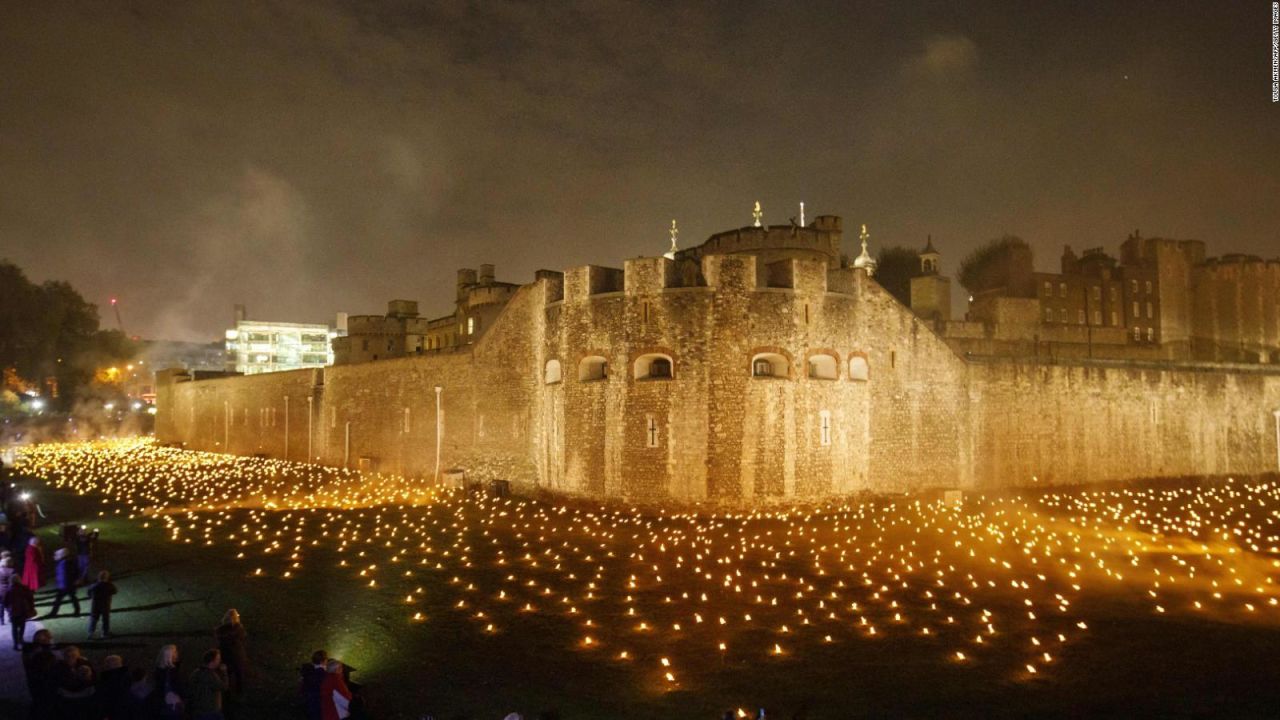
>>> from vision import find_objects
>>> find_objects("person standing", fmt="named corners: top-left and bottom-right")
top-left (87, 569), bottom-right (118, 638)
top-left (299, 650), bottom-right (328, 720)
top-left (189, 648), bottom-right (230, 720)
top-left (97, 654), bottom-right (131, 720)
top-left (319, 659), bottom-right (352, 720)
top-left (214, 609), bottom-right (248, 694)
top-left (6, 577), bottom-right (35, 650)
top-left (22, 536), bottom-right (44, 589)
top-left (23, 629), bottom-right (57, 718)
top-left (152, 644), bottom-right (185, 719)
top-left (75, 527), bottom-right (93, 584)
top-left (0, 554), bottom-right (15, 625)
top-left (47, 548), bottom-right (80, 618)
top-left (125, 667), bottom-right (151, 719)
top-left (53, 646), bottom-right (96, 717)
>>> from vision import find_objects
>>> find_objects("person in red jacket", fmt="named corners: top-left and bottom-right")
top-left (319, 659), bottom-right (351, 720)
top-left (22, 536), bottom-right (44, 590)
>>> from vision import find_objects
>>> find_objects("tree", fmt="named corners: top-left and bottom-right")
top-left (0, 260), bottom-right (137, 410)
top-left (874, 246), bottom-right (922, 306)
top-left (0, 262), bottom-right (40, 380)
top-left (957, 235), bottom-right (1034, 296)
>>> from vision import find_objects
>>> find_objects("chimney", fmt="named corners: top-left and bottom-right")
top-left (479, 264), bottom-right (495, 285)
top-left (233, 304), bottom-right (247, 325)
top-left (457, 268), bottom-right (477, 304)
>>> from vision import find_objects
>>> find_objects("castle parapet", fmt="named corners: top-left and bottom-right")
top-left (677, 216), bottom-right (843, 270)
top-left (465, 284), bottom-right (517, 309)
top-left (701, 253), bottom-right (757, 292)
top-left (563, 265), bottom-right (625, 303)
top-left (624, 256), bottom-right (676, 295)
top-left (755, 257), bottom-right (829, 292)
top-left (536, 270), bottom-right (565, 304)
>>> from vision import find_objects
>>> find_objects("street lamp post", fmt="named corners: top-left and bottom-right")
top-left (1273, 409), bottom-right (1280, 473)
top-left (283, 395), bottom-right (289, 461)
top-left (306, 396), bottom-right (314, 461)
top-left (434, 386), bottom-right (443, 484)
top-left (344, 421), bottom-right (351, 469)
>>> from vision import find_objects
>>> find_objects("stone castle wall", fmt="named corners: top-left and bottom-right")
top-left (1191, 259), bottom-right (1280, 363)
top-left (971, 359), bottom-right (1280, 486)
top-left (157, 253), bottom-right (1280, 504)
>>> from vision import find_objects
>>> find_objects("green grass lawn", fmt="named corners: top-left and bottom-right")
top-left (8, 446), bottom-right (1280, 719)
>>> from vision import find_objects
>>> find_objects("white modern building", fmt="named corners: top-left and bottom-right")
top-left (224, 306), bottom-right (344, 374)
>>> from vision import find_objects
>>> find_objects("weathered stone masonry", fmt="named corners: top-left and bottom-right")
top-left (157, 218), bottom-right (1280, 503)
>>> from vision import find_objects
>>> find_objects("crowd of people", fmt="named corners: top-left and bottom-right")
top-left (2, 494), bottom-right (111, 651)
top-left (3, 599), bottom-right (250, 720)
top-left (0, 472), bottom-right (257, 719)
top-left (297, 649), bottom-right (361, 720)
top-left (19, 629), bottom-right (235, 720)
top-left (9, 612), bottom-right (372, 720)
top-left (1, 469), bottom-right (374, 720)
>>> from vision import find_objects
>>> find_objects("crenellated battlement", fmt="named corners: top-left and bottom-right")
top-left (554, 253), bottom-right (840, 311)
top-left (675, 215), bottom-right (844, 269)
top-left (1196, 255), bottom-right (1280, 275)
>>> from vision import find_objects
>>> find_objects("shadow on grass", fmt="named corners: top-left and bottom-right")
top-left (109, 560), bottom-right (188, 581)
top-left (108, 629), bottom-right (214, 639)
top-left (35, 598), bottom-right (206, 617)
top-left (109, 599), bottom-right (207, 614)
top-left (70, 628), bottom-right (215, 651)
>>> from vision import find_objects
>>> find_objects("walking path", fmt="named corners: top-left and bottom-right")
top-left (0, 617), bottom-right (46, 706)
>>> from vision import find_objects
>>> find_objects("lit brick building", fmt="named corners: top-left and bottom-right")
top-left (931, 232), bottom-right (1280, 364)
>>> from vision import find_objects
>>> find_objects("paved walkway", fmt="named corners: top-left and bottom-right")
top-left (0, 617), bottom-right (46, 707)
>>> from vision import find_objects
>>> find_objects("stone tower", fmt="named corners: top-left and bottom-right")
top-left (920, 235), bottom-right (941, 275)
top-left (911, 235), bottom-right (952, 325)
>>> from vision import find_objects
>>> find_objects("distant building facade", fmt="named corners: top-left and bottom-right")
top-left (224, 305), bottom-right (338, 375)
top-left (332, 265), bottom-right (522, 364)
top-left (913, 232), bottom-right (1280, 364)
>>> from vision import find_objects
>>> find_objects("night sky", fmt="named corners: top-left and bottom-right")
top-left (2, 1), bottom-right (1276, 342)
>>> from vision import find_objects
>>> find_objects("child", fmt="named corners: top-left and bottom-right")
top-left (87, 569), bottom-right (118, 638)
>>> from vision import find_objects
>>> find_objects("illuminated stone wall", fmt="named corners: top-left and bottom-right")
top-left (971, 359), bottom-right (1280, 487)
top-left (1190, 259), bottom-right (1280, 363)
top-left (156, 221), bottom-right (1280, 504)
top-left (529, 250), bottom-right (976, 501)
top-left (155, 367), bottom-right (321, 462)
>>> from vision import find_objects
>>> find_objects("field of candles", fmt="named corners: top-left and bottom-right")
top-left (11, 439), bottom-right (1280, 718)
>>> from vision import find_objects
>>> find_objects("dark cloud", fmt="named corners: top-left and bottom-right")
top-left (0, 1), bottom-right (1276, 340)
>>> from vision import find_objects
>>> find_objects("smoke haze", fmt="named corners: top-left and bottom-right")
top-left (1, 1), bottom-right (1276, 341)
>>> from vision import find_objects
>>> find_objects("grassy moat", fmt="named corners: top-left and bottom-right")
top-left (6, 440), bottom-right (1280, 719)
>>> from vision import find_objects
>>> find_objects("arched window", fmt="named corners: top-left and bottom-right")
top-left (634, 353), bottom-right (674, 380)
top-left (578, 356), bottom-right (608, 381)
top-left (750, 352), bottom-right (789, 378)
top-left (544, 359), bottom-right (562, 384)
top-left (849, 355), bottom-right (869, 382)
top-left (808, 354), bottom-right (838, 380)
